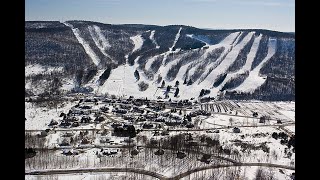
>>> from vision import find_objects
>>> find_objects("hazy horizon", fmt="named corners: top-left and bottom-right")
top-left (26, 0), bottom-right (295, 32)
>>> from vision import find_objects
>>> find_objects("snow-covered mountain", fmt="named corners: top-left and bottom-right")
top-left (25, 21), bottom-right (295, 101)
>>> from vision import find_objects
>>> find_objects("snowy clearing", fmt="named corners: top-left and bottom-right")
top-left (25, 64), bottom-right (63, 76)
top-left (130, 34), bottom-right (144, 52)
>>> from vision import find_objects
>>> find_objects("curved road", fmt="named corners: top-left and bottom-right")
top-left (26, 162), bottom-right (295, 180)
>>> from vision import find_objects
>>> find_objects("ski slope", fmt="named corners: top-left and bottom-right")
top-left (149, 30), bottom-right (160, 48)
top-left (199, 32), bottom-right (255, 91)
top-left (97, 56), bottom-right (159, 99)
top-left (215, 34), bottom-right (262, 90)
top-left (88, 25), bottom-right (114, 62)
top-left (170, 27), bottom-right (182, 51)
top-left (63, 22), bottom-right (100, 66)
top-left (234, 38), bottom-right (277, 93)
top-left (196, 32), bottom-right (242, 84)
top-left (144, 55), bottom-right (159, 70)
top-left (130, 34), bottom-right (144, 52)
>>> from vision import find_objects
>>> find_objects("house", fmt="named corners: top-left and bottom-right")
top-left (233, 127), bottom-right (241, 133)
top-left (142, 123), bottom-right (154, 129)
top-left (81, 116), bottom-right (91, 123)
top-left (59, 120), bottom-right (71, 127)
top-left (62, 149), bottom-right (73, 156)
top-left (259, 116), bottom-right (266, 123)
top-left (59, 139), bottom-right (70, 146)
top-left (71, 122), bottom-right (80, 127)
top-left (81, 137), bottom-right (91, 144)
top-left (94, 116), bottom-right (106, 123)
top-left (49, 119), bottom-right (58, 126)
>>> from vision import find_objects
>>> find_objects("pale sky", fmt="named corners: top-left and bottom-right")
top-left (26, 0), bottom-right (295, 32)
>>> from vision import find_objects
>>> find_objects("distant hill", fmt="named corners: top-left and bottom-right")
top-left (25, 21), bottom-right (295, 101)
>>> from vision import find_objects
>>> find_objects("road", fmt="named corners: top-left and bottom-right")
top-left (168, 162), bottom-right (295, 180)
top-left (26, 162), bottom-right (295, 180)
top-left (25, 122), bottom-right (295, 134)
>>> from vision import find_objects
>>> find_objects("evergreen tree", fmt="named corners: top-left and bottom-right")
top-left (183, 77), bottom-right (187, 84)
top-left (175, 80), bottom-right (180, 87)
top-left (161, 80), bottom-right (165, 88)
top-left (174, 87), bottom-right (180, 97)
top-left (166, 85), bottom-right (172, 92)
top-left (199, 89), bottom-right (205, 97)
top-left (134, 69), bottom-right (140, 81)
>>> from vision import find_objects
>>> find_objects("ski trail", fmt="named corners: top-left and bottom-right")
top-left (170, 27), bottom-right (182, 51)
top-left (186, 34), bottom-right (211, 46)
top-left (90, 25), bottom-right (111, 49)
top-left (196, 32), bottom-right (242, 84)
top-left (63, 22), bottom-right (100, 66)
top-left (216, 34), bottom-right (263, 90)
top-left (145, 55), bottom-right (159, 70)
top-left (130, 34), bottom-right (144, 52)
top-left (168, 32), bottom-right (241, 85)
top-left (150, 30), bottom-right (160, 48)
top-left (234, 38), bottom-right (277, 93)
top-left (199, 32), bottom-right (254, 90)
top-left (83, 69), bottom-right (107, 93)
top-left (88, 25), bottom-right (114, 62)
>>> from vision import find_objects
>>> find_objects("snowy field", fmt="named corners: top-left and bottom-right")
top-left (25, 100), bottom-right (78, 130)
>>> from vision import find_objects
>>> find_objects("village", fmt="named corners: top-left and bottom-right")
top-left (25, 94), bottom-right (295, 179)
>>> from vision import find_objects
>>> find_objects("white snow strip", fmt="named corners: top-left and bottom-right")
top-left (186, 34), bottom-right (211, 45)
top-left (88, 25), bottom-right (114, 62)
top-left (83, 69), bottom-right (107, 93)
top-left (170, 27), bottom-right (182, 51)
top-left (63, 22), bottom-right (100, 66)
top-left (97, 56), bottom-right (159, 99)
top-left (25, 64), bottom-right (63, 76)
top-left (234, 38), bottom-right (277, 93)
top-left (150, 30), bottom-right (160, 48)
top-left (215, 34), bottom-right (263, 90)
top-left (175, 63), bottom-right (190, 81)
top-left (199, 32), bottom-right (255, 92)
top-left (175, 32), bottom-right (242, 84)
top-left (144, 55), bottom-right (158, 70)
top-left (196, 32), bottom-right (242, 84)
top-left (130, 34), bottom-right (144, 52)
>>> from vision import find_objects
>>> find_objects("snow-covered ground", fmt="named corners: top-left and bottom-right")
top-left (278, 110), bottom-right (295, 121)
top-left (25, 100), bottom-right (78, 130)
top-left (130, 34), bottom-right (144, 52)
top-left (25, 64), bottom-right (63, 76)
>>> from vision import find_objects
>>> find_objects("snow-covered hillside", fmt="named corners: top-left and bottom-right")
top-left (25, 21), bottom-right (295, 101)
